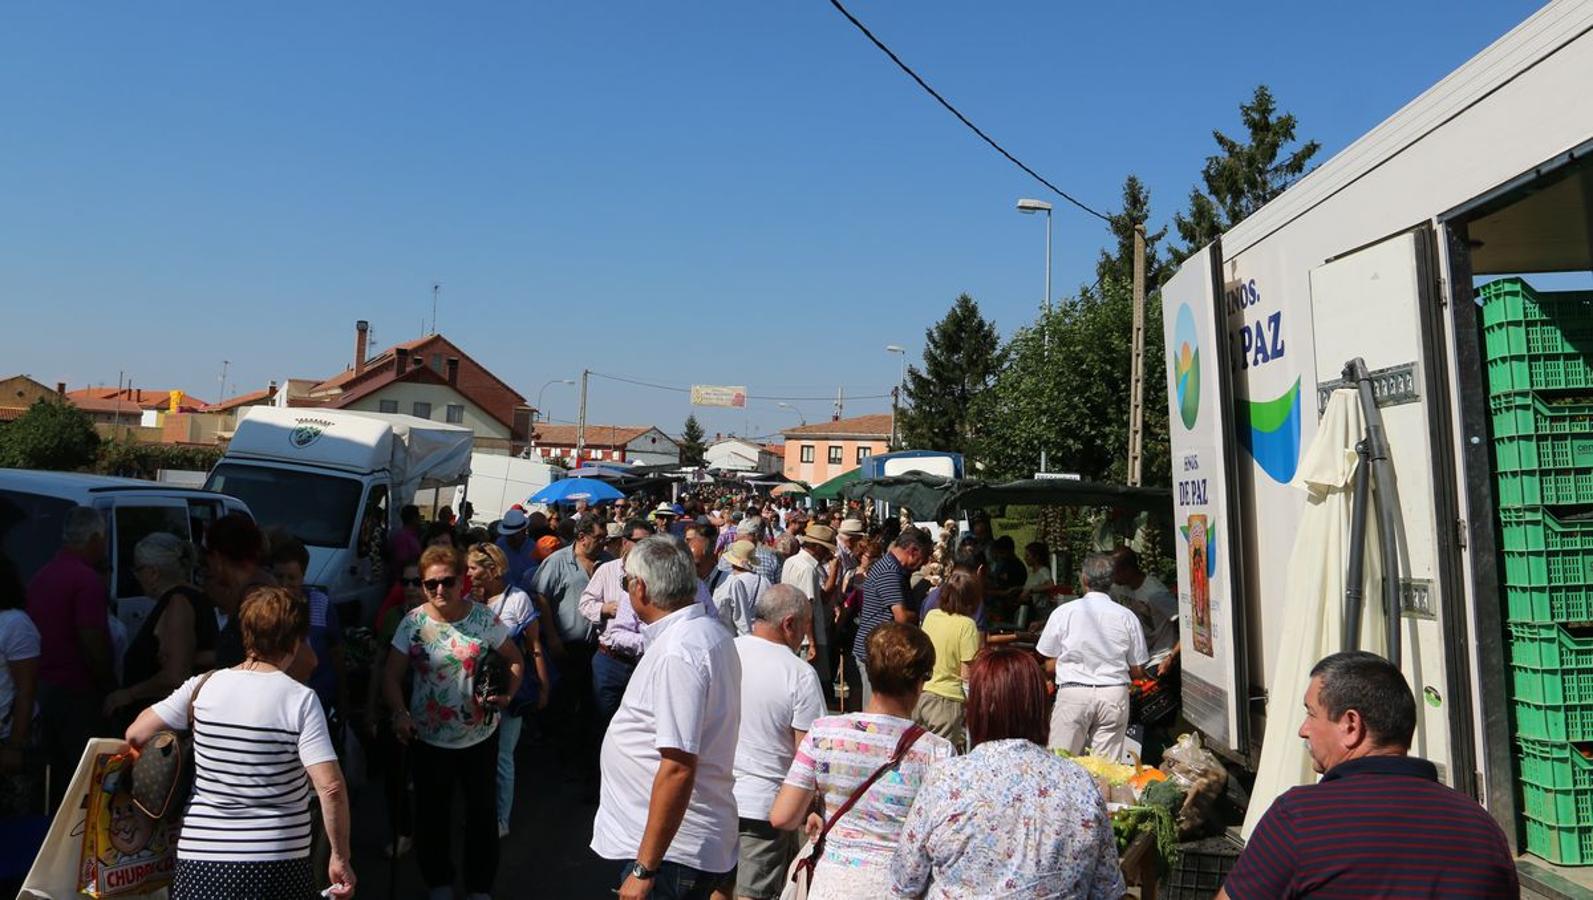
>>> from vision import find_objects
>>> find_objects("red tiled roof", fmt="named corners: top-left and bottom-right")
top-left (0, 407), bottom-right (26, 422)
top-left (531, 424), bottom-right (668, 449)
top-left (307, 334), bottom-right (529, 436)
top-left (781, 413), bottom-right (892, 439)
top-left (67, 387), bottom-right (209, 411)
top-left (760, 443), bottom-right (786, 457)
top-left (209, 387), bottom-right (276, 412)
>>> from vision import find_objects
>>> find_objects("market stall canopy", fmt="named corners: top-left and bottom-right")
top-left (952, 478), bottom-right (1171, 516)
top-left (839, 473), bottom-right (1172, 520)
top-left (770, 482), bottom-right (809, 496)
top-left (840, 473), bottom-right (961, 518)
top-left (809, 467), bottom-right (862, 501)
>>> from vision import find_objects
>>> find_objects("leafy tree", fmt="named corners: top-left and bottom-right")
top-left (1173, 84), bottom-right (1321, 260)
top-left (96, 439), bottom-right (224, 480)
top-left (973, 276), bottom-right (1169, 487)
top-left (899, 294), bottom-right (1002, 457)
top-left (0, 398), bottom-right (101, 471)
top-left (679, 414), bottom-right (707, 467)
top-left (1098, 176), bottom-right (1172, 289)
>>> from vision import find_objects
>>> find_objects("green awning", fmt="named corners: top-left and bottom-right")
top-left (810, 467), bottom-right (862, 501)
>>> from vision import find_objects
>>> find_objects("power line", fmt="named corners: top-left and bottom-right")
top-left (586, 369), bottom-right (892, 402)
top-left (826, 0), bottom-right (1114, 224)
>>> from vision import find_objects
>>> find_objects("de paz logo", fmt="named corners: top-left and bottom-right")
top-left (1173, 303), bottom-right (1201, 430)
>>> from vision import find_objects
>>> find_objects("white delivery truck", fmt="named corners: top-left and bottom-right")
top-left (454, 453), bottom-right (563, 526)
top-left (205, 407), bottom-right (473, 619)
top-left (1158, 0), bottom-right (1593, 879)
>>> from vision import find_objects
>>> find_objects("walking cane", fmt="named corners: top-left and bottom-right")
top-left (387, 737), bottom-right (407, 900)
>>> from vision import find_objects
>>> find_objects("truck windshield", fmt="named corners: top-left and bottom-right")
top-left (206, 464), bottom-right (364, 549)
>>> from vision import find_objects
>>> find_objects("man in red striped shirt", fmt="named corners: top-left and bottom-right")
top-left (1219, 651), bottom-right (1517, 899)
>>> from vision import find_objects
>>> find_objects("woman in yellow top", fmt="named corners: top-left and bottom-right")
top-left (913, 571), bottom-right (984, 752)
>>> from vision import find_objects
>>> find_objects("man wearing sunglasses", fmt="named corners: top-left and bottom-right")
top-left (580, 520), bottom-right (657, 732)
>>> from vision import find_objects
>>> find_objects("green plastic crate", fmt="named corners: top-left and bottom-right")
top-left (1495, 468), bottom-right (1593, 506)
top-left (1509, 624), bottom-right (1593, 669)
top-left (1494, 434), bottom-right (1593, 473)
top-left (1491, 393), bottom-right (1593, 439)
top-left (1518, 740), bottom-right (1593, 826)
top-left (1481, 279), bottom-right (1593, 396)
top-left (1515, 698), bottom-right (1593, 742)
top-left (1505, 584), bottom-right (1593, 625)
top-left (1479, 278), bottom-right (1593, 329)
top-left (1499, 509), bottom-right (1593, 587)
top-left (1514, 666), bottom-right (1593, 706)
top-left (1526, 815), bottom-right (1593, 866)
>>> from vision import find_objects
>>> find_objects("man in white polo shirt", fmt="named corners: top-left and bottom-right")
top-left (1036, 552), bottom-right (1149, 762)
top-left (730, 584), bottom-right (826, 900)
top-left (592, 536), bottom-right (742, 900)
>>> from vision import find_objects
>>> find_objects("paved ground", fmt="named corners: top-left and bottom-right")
top-left (348, 727), bottom-right (616, 900)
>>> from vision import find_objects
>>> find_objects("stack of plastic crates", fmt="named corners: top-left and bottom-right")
top-left (1484, 276), bottom-right (1593, 865)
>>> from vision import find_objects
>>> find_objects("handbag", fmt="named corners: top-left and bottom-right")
top-left (782, 723), bottom-right (926, 900)
top-left (129, 669), bottom-right (217, 820)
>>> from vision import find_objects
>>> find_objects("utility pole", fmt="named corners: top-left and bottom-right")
top-left (430, 283), bottom-right (441, 335)
top-left (834, 386), bottom-right (844, 421)
top-left (218, 360), bottom-right (229, 404)
top-left (576, 369), bottom-right (590, 462)
top-left (1127, 224), bottom-right (1147, 486)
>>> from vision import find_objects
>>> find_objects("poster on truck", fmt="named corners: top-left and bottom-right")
top-left (1161, 244), bottom-right (1249, 758)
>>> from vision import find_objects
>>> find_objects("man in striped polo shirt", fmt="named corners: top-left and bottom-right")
top-left (1219, 651), bottom-right (1516, 899)
top-left (852, 527), bottom-right (932, 705)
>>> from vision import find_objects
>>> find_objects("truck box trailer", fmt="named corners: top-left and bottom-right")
top-left (1159, 0), bottom-right (1593, 872)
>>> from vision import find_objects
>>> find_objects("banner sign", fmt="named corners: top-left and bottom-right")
top-left (690, 385), bottom-right (747, 408)
top-left (1161, 243), bottom-right (1250, 759)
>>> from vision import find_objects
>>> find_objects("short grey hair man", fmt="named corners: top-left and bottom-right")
top-left (63, 506), bottom-right (106, 548)
top-left (1079, 553), bottom-right (1116, 594)
top-left (753, 583), bottom-right (811, 631)
top-left (625, 535), bottom-right (698, 613)
top-left (737, 516), bottom-right (763, 541)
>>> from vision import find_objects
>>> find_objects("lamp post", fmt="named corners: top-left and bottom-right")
top-left (777, 402), bottom-right (807, 426)
top-left (1017, 197), bottom-right (1053, 472)
top-left (536, 378), bottom-right (575, 422)
top-left (885, 344), bottom-right (906, 449)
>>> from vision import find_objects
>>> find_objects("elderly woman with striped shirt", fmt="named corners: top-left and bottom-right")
top-left (126, 586), bottom-right (354, 899)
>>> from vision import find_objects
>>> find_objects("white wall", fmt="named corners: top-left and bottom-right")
top-left (346, 382), bottom-right (510, 440)
top-left (626, 429), bottom-right (679, 466)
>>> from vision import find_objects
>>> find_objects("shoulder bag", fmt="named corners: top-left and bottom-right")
top-left (129, 669), bottom-right (218, 820)
top-left (782, 723), bottom-right (926, 900)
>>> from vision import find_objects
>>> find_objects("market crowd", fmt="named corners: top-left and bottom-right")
top-left (5, 484), bottom-right (1519, 899)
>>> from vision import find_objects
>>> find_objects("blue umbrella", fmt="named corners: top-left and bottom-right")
top-left (528, 477), bottom-right (624, 505)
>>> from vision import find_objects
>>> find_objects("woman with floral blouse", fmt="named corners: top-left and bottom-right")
top-left (890, 648), bottom-right (1124, 899)
top-left (383, 544), bottom-right (524, 900)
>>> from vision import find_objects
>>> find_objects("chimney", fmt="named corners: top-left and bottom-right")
top-left (512, 405), bottom-right (532, 446)
top-left (268, 380), bottom-right (278, 397)
top-left (395, 347), bottom-right (410, 376)
top-left (55, 382), bottom-right (65, 396)
top-left (355, 320), bottom-right (370, 375)
top-left (445, 357), bottom-right (459, 386)
top-left (136, 387), bottom-right (143, 403)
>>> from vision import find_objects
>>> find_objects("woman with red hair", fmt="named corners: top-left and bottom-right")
top-left (889, 648), bottom-right (1124, 898)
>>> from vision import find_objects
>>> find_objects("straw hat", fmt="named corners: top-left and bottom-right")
top-left (799, 524), bottom-right (837, 550)
top-left (723, 540), bottom-right (759, 571)
top-left (837, 518), bottom-right (866, 537)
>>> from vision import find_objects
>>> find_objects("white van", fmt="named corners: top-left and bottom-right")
top-left (0, 468), bottom-right (252, 638)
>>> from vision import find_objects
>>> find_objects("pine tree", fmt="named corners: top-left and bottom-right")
top-left (679, 414), bottom-right (707, 467)
top-left (1098, 175), bottom-right (1172, 289)
top-left (1173, 84), bottom-right (1321, 260)
top-left (898, 294), bottom-right (1002, 458)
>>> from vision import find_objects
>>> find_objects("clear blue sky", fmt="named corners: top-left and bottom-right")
top-left (1, 1), bottom-right (1542, 439)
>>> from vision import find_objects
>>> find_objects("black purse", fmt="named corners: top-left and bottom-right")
top-left (473, 648), bottom-right (510, 726)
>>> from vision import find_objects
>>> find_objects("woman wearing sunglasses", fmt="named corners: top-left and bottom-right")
top-left (383, 544), bottom-right (525, 900)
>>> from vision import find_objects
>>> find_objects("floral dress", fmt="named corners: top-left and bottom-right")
top-left (392, 603), bottom-right (510, 749)
top-left (890, 739), bottom-right (1124, 899)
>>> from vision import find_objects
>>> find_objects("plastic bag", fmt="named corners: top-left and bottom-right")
top-left (78, 750), bottom-right (176, 897)
top-left (1159, 733), bottom-right (1228, 837)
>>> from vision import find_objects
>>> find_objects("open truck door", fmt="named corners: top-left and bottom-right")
top-left (1303, 225), bottom-right (1484, 807)
top-left (1162, 242), bottom-right (1252, 763)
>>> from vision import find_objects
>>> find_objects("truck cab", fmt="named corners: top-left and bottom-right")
top-left (206, 407), bottom-right (472, 621)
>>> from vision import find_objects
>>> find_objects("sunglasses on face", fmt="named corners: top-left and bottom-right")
top-left (423, 576), bottom-right (457, 592)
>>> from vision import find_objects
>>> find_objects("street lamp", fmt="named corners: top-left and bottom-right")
top-left (885, 345), bottom-right (906, 449)
top-left (777, 402), bottom-right (807, 426)
top-left (536, 378), bottom-right (575, 422)
top-left (1018, 198), bottom-right (1053, 473)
